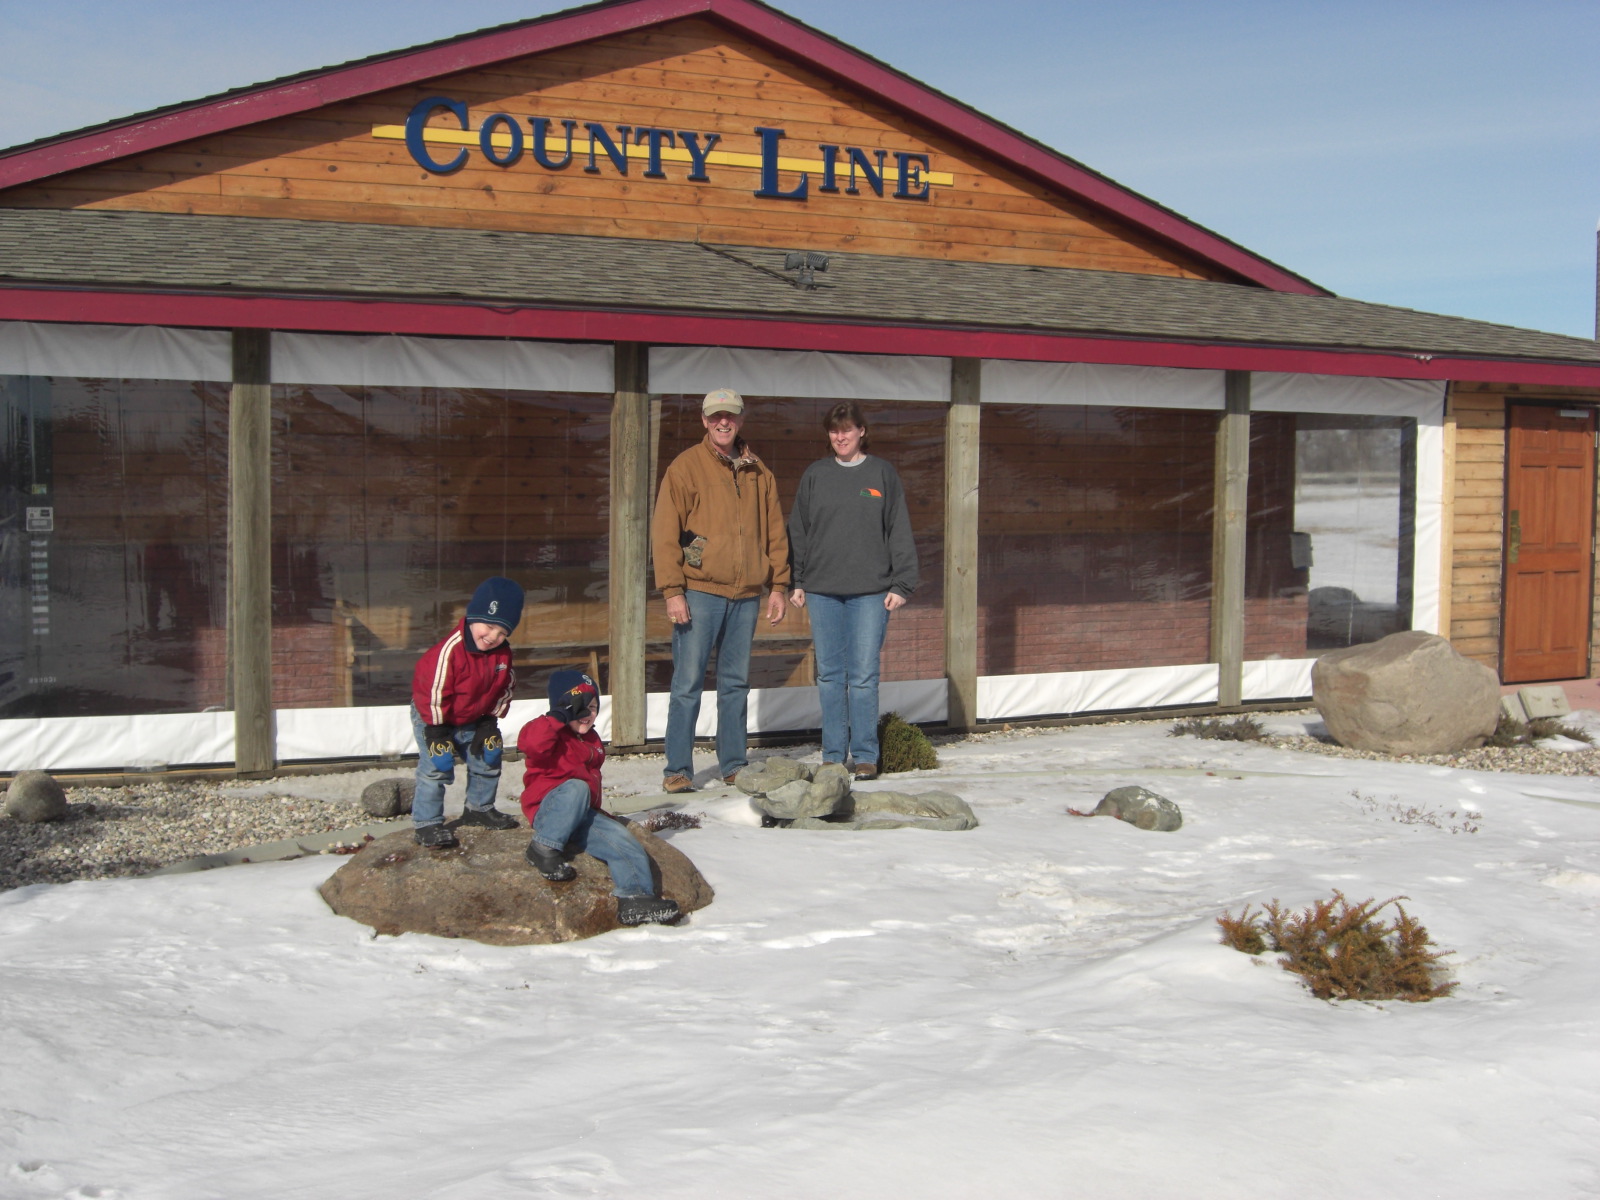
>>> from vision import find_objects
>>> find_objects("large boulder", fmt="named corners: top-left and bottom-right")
top-left (4, 771), bottom-right (68, 823)
top-left (793, 788), bottom-right (979, 831)
top-left (319, 824), bottom-right (713, 945)
top-left (1312, 630), bottom-right (1500, 755)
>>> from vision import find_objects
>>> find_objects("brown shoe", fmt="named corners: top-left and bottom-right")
top-left (663, 773), bottom-right (695, 794)
top-left (723, 770), bottom-right (741, 786)
top-left (853, 763), bottom-right (879, 781)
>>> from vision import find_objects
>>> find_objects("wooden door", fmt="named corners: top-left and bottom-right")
top-left (1502, 405), bottom-right (1596, 682)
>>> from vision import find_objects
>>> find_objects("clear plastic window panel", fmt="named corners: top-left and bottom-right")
top-left (977, 404), bottom-right (1218, 676)
top-left (654, 395), bottom-right (947, 691)
top-left (1246, 413), bottom-right (1416, 656)
top-left (0, 375), bottom-right (228, 718)
top-left (270, 385), bottom-right (611, 708)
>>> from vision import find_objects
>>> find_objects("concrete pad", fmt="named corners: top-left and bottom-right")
top-left (1501, 693), bottom-right (1529, 723)
top-left (1519, 685), bottom-right (1572, 719)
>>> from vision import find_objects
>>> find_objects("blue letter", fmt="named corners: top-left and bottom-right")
top-left (479, 113), bottom-right (523, 167)
top-left (845, 147), bottom-right (886, 197)
top-left (894, 152), bottom-right (930, 200)
top-left (585, 124), bottom-right (632, 174)
top-left (530, 118), bottom-right (576, 170)
top-left (679, 131), bottom-right (721, 181)
top-left (754, 127), bottom-right (807, 200)
top-left (634, 127), bottom-right (676, 178)
top-left (405, 96), bottom-right (468, 174)
top-left (818, 144), bottom-right (841, 194)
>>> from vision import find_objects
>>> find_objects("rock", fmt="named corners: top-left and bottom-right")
top-left (1518, 685), bottom-right (1571, 720)
top-left (360, 778), bottom-right (416, 818)
top-left (1312, 631), bottom-right (1500, 755)
top-left (735, 756), bottom-right (812, 796)
top-left (4, 771), bottom-right (68, 823)
top-left (1091, 785), bottom-right (1182, 832)
top-left (792, 787), bottom-right (979, 831)
top-left (754, 763), bottom-right (851, 822)
top-left (319, 824), bottom-right (713, 945)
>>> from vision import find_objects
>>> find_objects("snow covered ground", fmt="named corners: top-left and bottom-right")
top-left (4, 713), bottom-right (1600, 1199)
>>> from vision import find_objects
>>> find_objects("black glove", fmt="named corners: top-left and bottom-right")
top-left (471, 717), bottom-right (503, 768)
top-left (424, 724), bottom-right (458, 773)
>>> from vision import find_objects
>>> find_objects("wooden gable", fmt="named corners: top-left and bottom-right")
top-left (2, 19), bottom-right (1226, 280)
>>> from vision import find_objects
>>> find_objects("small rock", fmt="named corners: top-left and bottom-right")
top-left (1091, 785), bottom-right (1182, 832)
top-left (360, 778), bottom-right (415, 818)
top-left (735, 756), bottom-right (813, 796)
top-left (4, 771), bottom-right (69, 823)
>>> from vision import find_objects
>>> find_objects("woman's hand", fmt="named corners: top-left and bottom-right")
top-left (789, 588), bottom-right (807, 608)
top-left (884, 592), bottom-right (907, 612)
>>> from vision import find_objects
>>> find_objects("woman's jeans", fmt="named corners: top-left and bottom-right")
top-left (410, 706), bottom-right (502, 829)
top-left (666, 589), bottom-right (758, 780)
top-left (530, 779), bottom-right (655, 898)
top-left (806, 591), bottom-right (890, 766)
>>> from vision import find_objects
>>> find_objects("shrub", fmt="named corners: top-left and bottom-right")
top-left (1488, 713), bottom-right (1594, 747)
top-left (1169, 715), bottom-right (1266, 742)
top-left (876, 712), bottom-right (940, 773)
top-left (1217, 891), bottom-right (1457, 1002)
top-left (635, 810), bottom-right (702, 833)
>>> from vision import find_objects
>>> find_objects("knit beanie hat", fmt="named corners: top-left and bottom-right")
top-left (548, 670), bottom-right (599, 722)
top-left (466, 576), bottom-right (524, 633)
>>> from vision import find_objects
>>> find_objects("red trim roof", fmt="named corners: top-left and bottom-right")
top-left (0, 0), bottom-right (1326, 297)
top-left (4, 286), bottom-right (1593, 388)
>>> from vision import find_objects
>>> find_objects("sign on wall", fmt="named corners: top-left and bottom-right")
top-left (374, 97), bottom-right (955, 202)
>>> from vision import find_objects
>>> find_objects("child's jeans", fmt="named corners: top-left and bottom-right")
top-left (410, 706), bottom-right (501, 829)
top-left (529, 779), bottom-right (655, 898)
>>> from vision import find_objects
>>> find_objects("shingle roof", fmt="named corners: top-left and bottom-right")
top-left (2, 207), bottom-right (1596, 365)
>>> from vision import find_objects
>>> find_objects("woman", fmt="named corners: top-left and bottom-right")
top-left (787, 402), bottom-right (918, 780)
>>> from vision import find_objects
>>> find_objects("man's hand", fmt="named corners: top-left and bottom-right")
top-left (789, 588), bottom-right (807, 608)
top-left (666, 594), bottom-right (690, 625)
top-left (884, 592), bottom-right (907, 612)
top-left (767, 589), bottom-right (787, 626)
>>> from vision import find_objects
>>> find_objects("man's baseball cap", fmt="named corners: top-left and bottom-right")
top-left (703, 388), bottom-right (745, 416)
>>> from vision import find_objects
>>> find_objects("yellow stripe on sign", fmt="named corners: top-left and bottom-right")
top-left (370, 124), bottom-right (955, 187)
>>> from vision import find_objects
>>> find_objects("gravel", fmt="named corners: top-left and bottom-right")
top-left (0, 781), bottom-right (369, 893)
top-left (3, 712), bottom-right (1594, 893)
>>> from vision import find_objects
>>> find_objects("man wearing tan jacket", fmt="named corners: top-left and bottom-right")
top-left (651, 388), bottom-right (789, 792)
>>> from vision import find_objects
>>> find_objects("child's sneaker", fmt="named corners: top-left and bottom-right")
top-left (616, 895), bottom-right (681, 926)
top-left (415, 823), bottom-right (458, 848)
top-left (459, 805), bottom-right (518, 830)
top-left (524, 837), bottom-right (576, 882)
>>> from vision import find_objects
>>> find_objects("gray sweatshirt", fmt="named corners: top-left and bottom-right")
top-left (787, 455), bottom-right (919, 598)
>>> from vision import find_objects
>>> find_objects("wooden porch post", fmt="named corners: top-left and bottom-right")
top-left (608, 342), bottom-right (650, 750)
top-left (229, 328), bottom-right (274, 776)
top-left (945, 358), bottom-right (981, 730)
top-left (1211, 370), bottom-right (1251, 708)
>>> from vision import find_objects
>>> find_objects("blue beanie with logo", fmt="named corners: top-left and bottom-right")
top-left (466, 576), bottom-right (524, 634)
top-left (548, 670), bottom-right (599, 722)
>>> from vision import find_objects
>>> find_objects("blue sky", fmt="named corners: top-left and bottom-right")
top-left (4, 0), bottom-right (1596, 337)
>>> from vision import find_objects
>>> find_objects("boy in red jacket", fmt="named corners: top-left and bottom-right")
top-left (519, 670), bottom-right (681, 926)
top-left (410, 576), bottom-right (524, 848)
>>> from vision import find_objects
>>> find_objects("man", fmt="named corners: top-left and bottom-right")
top-left (651, 388), bottom-right (789, 792)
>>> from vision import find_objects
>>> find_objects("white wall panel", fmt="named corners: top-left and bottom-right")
top-left (980, 360), bottom-right (1225, 409)
top-left (275, 332), bottom-right (613, 392)
top-left (651, 346), bottom-right (950, 401)
top-left (0, 321), bottom-right (231, 381)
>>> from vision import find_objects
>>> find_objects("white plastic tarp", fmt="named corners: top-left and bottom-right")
top-left (1241, 658), bottom-right (1315, 702)
top-left (0, 321), bottom-right (231, 381)
top-left (650, 346), bottom-right (951, 402)
top-left (980, 360), bottom-right (1225, 409)
top-left (273, 332), bottom-right (614, 392)
top-left (978, 664), bottom-right (1221, 722)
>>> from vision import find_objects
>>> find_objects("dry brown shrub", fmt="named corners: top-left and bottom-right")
top-left (1217, 891), bottom-right (1456, 1002)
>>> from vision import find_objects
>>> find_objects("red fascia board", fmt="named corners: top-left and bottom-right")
top-left (3, 286), bottom-right (1597, 389)
top-left (0, 0), bottom-right (1320, 296)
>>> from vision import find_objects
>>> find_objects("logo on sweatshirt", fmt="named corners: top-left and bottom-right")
top-left (861, 488), bottom-right (882, 498)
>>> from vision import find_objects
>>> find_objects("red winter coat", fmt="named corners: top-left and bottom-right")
top-left (411, 624), bottom-right (515, 727)
top-left (518, 712), bottom-right (605, 820)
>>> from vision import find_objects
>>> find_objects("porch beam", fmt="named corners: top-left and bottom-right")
top-left (945, 358), bottom-right (981, 730)
top-left (608, 342), bottom-right (651, 750)
top-left (229, 328), bottom-right (274, 776)
top-left (1211, 370), bottom-right (1251, 707)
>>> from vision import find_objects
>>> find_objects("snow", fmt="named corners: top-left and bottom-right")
top-left (5, 714), bottom-right (1600, 1199)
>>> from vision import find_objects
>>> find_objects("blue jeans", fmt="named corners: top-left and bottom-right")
top-left (410, 706), bottom-right (502, 828)
top-left (666, 589), bottom-right (758, 780)
top-left (530, 779), bottom-right (655, 898)
top-left (806, 592), bottom-right (890, 766)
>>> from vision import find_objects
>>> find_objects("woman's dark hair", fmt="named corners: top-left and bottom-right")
top-left (822, 401), bottom-right (869, 450)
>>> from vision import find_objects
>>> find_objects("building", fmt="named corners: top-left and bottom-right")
top-left (3, 0), bottom-right (1598, 774)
